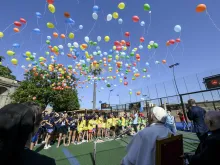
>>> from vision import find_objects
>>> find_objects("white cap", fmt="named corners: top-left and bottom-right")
top-left (152, 107), bottom-right (167, 122)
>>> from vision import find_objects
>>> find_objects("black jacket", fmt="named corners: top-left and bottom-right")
top-left (189, 129), bottom-right (220, 165)
top-left (187, 106), bottom-right (209, 134)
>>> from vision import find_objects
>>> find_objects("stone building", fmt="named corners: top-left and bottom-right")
top-left (0, 76), bottom-right (19, 108)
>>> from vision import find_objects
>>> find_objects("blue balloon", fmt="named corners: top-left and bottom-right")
top-left (22, 53), bottom-right (26, 58)
top-left (12, 43), bottom-right (20, 48)
top-left (32, 61), bottom-right (37, 65)
top-left (75, 52), bottom-right (80, 57)
top-left (36, 12), bottom-right (42, 18)
top-left (33, 28), bottom-right (41, 34)
top-left (93, 5), bottom-right (99, 13)
top-left (109, 49), bottom-right (113, 53)
top-left (65, 18), bottom-right (75, 24)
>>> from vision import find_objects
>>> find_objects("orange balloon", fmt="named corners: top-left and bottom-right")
top-left (162, 60), bottom-right (166, 64)
top-left (196, 4), bottom-right (206, 13)
top-left (60, 34), bottom-right (66, 39)
top-left (166, 41), bottom-right (170, 46)
top-left (64, 12), bottom-right (71, 18)
top-left (13, 28), bottom-right (20, 33)
top-left (121, 40), bottom-right (126, 45)
top-left (53, 32), bottom-right (58, 38)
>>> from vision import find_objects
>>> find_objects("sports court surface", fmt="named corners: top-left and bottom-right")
top-left (37, 131), bottom-right (199, 165)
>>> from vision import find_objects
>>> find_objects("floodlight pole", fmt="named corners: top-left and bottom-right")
top-left (169, 63), bottom-right (188, 123)
top-left (108, 89), bottom-right (114, 105)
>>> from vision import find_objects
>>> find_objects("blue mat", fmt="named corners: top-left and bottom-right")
top-left (175, 122), bottom-right (194, 132)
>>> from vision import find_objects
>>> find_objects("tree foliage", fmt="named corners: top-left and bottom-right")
top-left (0, 56), bottom-right (16, 80)
top-left (11, 67), bottom-right (80, 111)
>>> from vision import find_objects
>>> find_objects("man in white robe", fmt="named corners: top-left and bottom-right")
top-left (121, 107), bottom-right (172, 165)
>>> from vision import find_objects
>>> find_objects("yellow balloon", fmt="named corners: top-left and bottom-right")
top-left (147, 45), bottom-right (151, 49)
top-left (47, 22), bottom-right (54, 29)
top-left (123, 46), bottom-right (127, 51)
top-left (11, 58), bottom-right (18, 65)
top-left (0, 32), bottom-right (4, 38)
top-left (7, 50), bottom-right (15, 56)
top-left (113, 12), bottom-right (119, 19)
top-left (113, 46), bottom-right (116, 50)
top-left (104, 36), bottom-right (110, 42)
top-left (134, 48), bottom-right (138, 51)
top-left (26, 58), bottom-right (30, 61)
top-left (48, 4), bottom-right (55, 13)
top-left (69, 33), bottom-right (74, 39)
top-left (26, 51), bottom-right (31, 57)
top-left (118, 2), bottom-right (125, 9)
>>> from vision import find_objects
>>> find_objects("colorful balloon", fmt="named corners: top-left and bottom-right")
top-left (118, 18), bottom-right (123, 24)
top-left (36, 12), bottom-right (42, 18)
top-left (107, 14), bottom-right (112, 21)
top-left (69, 32), bottom-right (74, 39)
top-left (125, 32), bottom-right (130, 37)
top-left (0, 32), bottom-right (4, 38)
top-left (64, 12), bottom-right (70, 18)
top-left (48, 4), bottom-right (55, 13)
top-left (47, 22), bottom-right (54, 28)
top-left (174, 25), bottom-right (181, 32)
top-left (176, 38), bottom-right (181, 42)
top-left (20, 18), bottom-right (27, 24)
top-left (93, 5), bottom-right (99, 13)
top-left (92, 13), bottom-right (98, 20)
top-left (132, 16), bottom-right (140, 22)
top-left (33, 28), bottom-right (41, 34)
top-left (7, 50), bottom-right (15, 56)
top-left (14, 21), bottom-right (22, 27)
top-left (196, 4), bottom-right (206, 13)
top-left (140, 21), bottom-right (145, 26)
top-left (118, 2), bottom-right (125, 10)
top-left (104, 36), bottom-right (110, 42)
top-left (113, 12), bottom-right (119, 19)
top-left (47, 0), bottom-right (54, 4)
top-left (144, 4), bottom-right (151, 11)
top-left (11, 58), bottom-right (18, 65)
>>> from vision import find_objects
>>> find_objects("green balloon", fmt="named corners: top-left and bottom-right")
top-left (130, 52), bottom-right (135, 56)
top-left (144, 4), bottom-right (150, 11)
top-left (153, 43), bottom-right (159, 48)
top-left (107, 84), bottom-right (111, 87)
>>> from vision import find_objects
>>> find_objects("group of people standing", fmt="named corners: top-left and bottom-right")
top-left (32, 109), bottom-right (147, 150)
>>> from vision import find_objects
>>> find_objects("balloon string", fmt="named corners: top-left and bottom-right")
top-left (168, 47), bottom-right (175, 64)
top-left (87, 21), bottom-right (97, 36)
top-left (180, 39), bottom-right (185, 57)
top-left (37, 18), bottom-right (40, 28)
top-left (206, 10), bottom-right (220, 31)
top-left (173, 31), bottom-right (181, 51)
top-left (2, 23), bottom-right (13, 32)
top-left (43, 2), bottom-right (47, 16)
top-left (54, 15), bottom-right (58, 25)
top-left (20, 22), bottom-right (28, 33)
top-left (165, 46), bottom-right (169, 60)
top-left (146, 12), bottom-right (151, 36)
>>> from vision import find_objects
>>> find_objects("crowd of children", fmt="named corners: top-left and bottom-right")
top-left (31, 111), bottom-right (148, 150)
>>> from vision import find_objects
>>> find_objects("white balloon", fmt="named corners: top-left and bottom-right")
top-left (47, 36), bottom-right (51, 40)
top-left (118, 18), bottom-right (123, 24)
top-left (61, 52), bottom-right (64, 55)
top-left (146, 62), bottom-right (149, 66)
top-left (147, 74), bottom-right (151, 78)
top-left (59, 45), bottom-right (64, 49)
top-left (139, 45), bottom-right (143, 49)
top-left (73, 42), bottom-right (79, 48)
top-left (149, 41), bottom-right (154, 45)
top-left (67, 43), bottom-right (71, 48)
top-left (79, 25), bottom-right (83, 29)
top-left (33, 53), bottom-right (36, 56)
top-left (92, 13), bottom-right (98, 20)
top-left (97, 50), bottom-right (101, 54)
top-left (21, 65), bottom-right (25, 68)
top-left (86, 59), bottom-right (90, 62)
top-left (107, 14), bottom-right (112, 21)
top-left (174, 25), bottom-right (181, 32)
top-left (140, 21), bottom-right (145, 26)
top-left (97, 36), bottom-right (101, 42)
top-left (84, 36), bottom-right (89, 43)
top-left (93, 52), bottom-right (97, 56)
top-left (103, 52), bottom-right (107, 56)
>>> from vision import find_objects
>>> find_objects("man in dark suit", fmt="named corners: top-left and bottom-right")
top-left (187, 99), bottom-right (209, 143)
top-left (186, 111), bottom-right (220, 165)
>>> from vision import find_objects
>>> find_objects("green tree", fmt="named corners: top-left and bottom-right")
top-left (11, 67), bottom-right (80, 111)
top-left (0, 56), bottom-right (16, 80)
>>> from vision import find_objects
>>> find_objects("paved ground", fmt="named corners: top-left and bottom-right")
top-left (37, 131), bottom-right (199, 165)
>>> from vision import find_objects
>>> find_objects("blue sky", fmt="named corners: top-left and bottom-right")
top-left (1, 0), bottom-right (220, 109)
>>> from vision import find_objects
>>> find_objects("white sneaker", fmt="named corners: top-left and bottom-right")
top-left (42, 141), bottom-right (46, 144)
top-left (82, 140), bottom-right (86, 143)
top-left (44, 146), bottom-right (49, 150)
top-left (77, 142), bottom-right (82, 145)
top-left (48, 144), bottom-right (51, 148)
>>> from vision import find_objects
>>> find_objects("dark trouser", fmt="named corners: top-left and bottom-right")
top-left (133, 124), bottom-right (138, 133)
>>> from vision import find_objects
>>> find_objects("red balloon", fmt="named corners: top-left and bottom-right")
top-left (169, 39), bottom-right (175, 44)
top-left (132, 16), bottom-right (140, 22)
top-left (124, 82), bottom-right (128, 86)
top-left (14, 21), bottom-right (22, 27)
top-left (20, 18), bottom-right (27, 24)
top-left (64, 12), bottom-right (71, 18)
top-left (47, 0), bottom-right (54, 4)
top-left (114, 41), bottom-right (121, 46)
top-left (176, 38), bottom-right (181, 43)
top-left (125, 32), bottom-right (130, 37)
top-left (133, 62), bottom-right (136, 66)
top-left (140, 37), bottom-right (144, 42)
top-left (116, 46), bottom-right (122, 51)
top-left (126, 41), bottom-right (130, 47)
